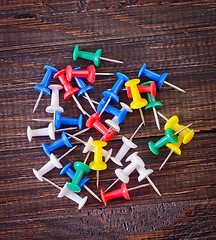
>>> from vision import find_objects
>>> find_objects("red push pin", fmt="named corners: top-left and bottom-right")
top-left (66, 65), bottom-right (113, 84)
top-left (86, 113), bottom-right (115, 142)
top-left (54, 69), bottom-right (90, 117)
top-left (100, 183), bottom-right (150, 205)
top-left (125, 81), bottom-right (157, 98)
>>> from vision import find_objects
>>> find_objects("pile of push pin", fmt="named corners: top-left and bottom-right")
top-left (28, 45), bottom-right (195, 209)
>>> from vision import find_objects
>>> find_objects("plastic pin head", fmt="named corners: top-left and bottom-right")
top-left (100, 183), bottom-right (130, 205)
top-left (164, 116), bottom-right (194, 144)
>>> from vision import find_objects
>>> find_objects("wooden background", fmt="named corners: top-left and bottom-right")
top-left (0, 1), bottom-right (216, 239)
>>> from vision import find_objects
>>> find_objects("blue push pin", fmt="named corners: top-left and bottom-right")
top-left (33, 65), bottom-right (58, 113)
top-left (97, 97), bottom-right (127, 124)
top-left (55, 112), bottom-right (83, 130)
top-left (99, 72), bottom-right (129, 116)
top-left (42, 131), bottom-right (72, 156)
top-left (73, 67), bottom-right (96, 112)
top-left (60, 163), bottom-right (101, 202)
top-left (138, 64), bottom-right (185, 93)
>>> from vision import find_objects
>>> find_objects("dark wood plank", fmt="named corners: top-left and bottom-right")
top-left (0, 0), bottom-right (215, 239)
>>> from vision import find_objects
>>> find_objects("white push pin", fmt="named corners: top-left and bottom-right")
top-left (58, 182), bottom-right (88, 210)
top-left (42, 177), bottom-right (88, 210)
top-left (66, 133), bottom-right (112, 162)
top-left (129, 152), bottom-right (161, 196)
top-left (33, 146), bottom-right (77, 181)
top-left (27, 123), bottom-right (55, 142)
top-left (105, 151), bottom-right (145, 192)
top-left (110, 122), bottom-right (143, 166)
top-left (46, 85), bottom-right (64, 114)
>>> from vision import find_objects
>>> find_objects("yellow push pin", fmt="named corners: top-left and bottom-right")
top-left (164, 116), bottom-right (194, 144)
top-left (89, 140), bottom-right (107, 188)
top-left (125, 79), bottom-right (147, 125)
top-left (159, 135), bottom-right (184, 170)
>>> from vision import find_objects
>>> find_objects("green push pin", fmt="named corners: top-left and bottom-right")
top-left (141, 81), bottom-right (162, 130)
top-left (73, 45), bottom-right (123, 67)
top-left (148, 128), bottom-right (178, 155)
top-left (67, 161), bottom-right (91, 192)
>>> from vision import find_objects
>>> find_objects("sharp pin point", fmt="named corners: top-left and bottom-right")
top-left (159, 149), bottom-right (174, 170)
top-left (96, 170), bottom-right (99, 189)
top-left (96, 73), bottom-right (114, 76)
top-left (55, 127), bottom-right (77, 132)
top-left (156, 111), bottom-right (169, 122)
top-left (33, 91), bottom-right (43, 113)
top-left (83, 185), bottom-right (102, 202)
top-left (73, 128), bottom-right (90, 137)
top-left (83, 151), bottom-right (91, 165)
top-left (139, 108), bottom-right (145, 126)
top-left (84, 92), bottom-right (97, 112)
top-left (129, 122), bottom-right (143, 141)
top-left (100, 56), bottom-right (124, 64)
top-left (146, 176), bottom-right (161, 196)
top-left (65, 132), bottom-right (86, 144)
top-left (72, 95), bottom-right (90, 117)
top-left (127, 183), bottom-right (150, 192)
top-left (42, 177), bottom-right (61, 190)
top-left (174, 123), bottom-right (192, 135)
top-left (104, 178), bottom-right (119, 193)
top-left (58, 145), bottom-right (77, 161)
top-left (153, 107), bottom-right (160, 130)
top-left (99, 97), bottom-right (111, 116)
top-left (164, 80), bottom-right (185, 93)
top-left (32, 118), bottom-right (53, 122)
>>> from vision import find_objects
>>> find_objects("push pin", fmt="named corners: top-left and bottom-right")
top-left (73, 45), bottom-right (124, 67)
top-left (46, 84), bottom-right (64, 114)
top-left (65, 134), bottom-right (113, 162)
top-left (149, 123), bottom-right (193, 155)
top-left (164, 116), bottom-right (194, 144)
top-left (138, 64), bottom-right (185, 93)
top-left (105, 152), bottom-right (147, 192)
top-left (60, 163), bottom-right (101, 202)
top-left (99, 73), bottom-right (129, 115)
top-left (66, 162), bottom-right (91, 192)
top-left (55, 112), bottom-right (83, 130)
top-left (73, 67), bottom-right (96, 112)
top-left (42, 177), bottom-right (88, 210)
top-left (105, 102), bottom-right (133, 132)
top-left (125, 79), bottom-right (147, 125)
top-left (149, 128), bottom-right (178, 155)
top-left (27, 123), bottom-right (55, 142)
top-left (33, 65), bottom-right (58, 113)
top-left (54, 69), bottom-right (90, 117)
top-left (33, 146), bottom-right (77, 181)
top-left (110, 122), bottom-right (143, 166)
top-left (159, 135), bottom-right (184, 170)
top-left (42, 131), bottom-right (72, 156)
top-left (129, 152), bottom-right (161, 196)
top-left (101, 183), bottom-right (150, 205)
top-left (82, 96), bottom-right (132, 132)
top-left (142, 81), bottom-right (162, 130)
top-left (86, 113), bottom-right (115, 142)
top-left (89, 140), bottom-right (107, 188)
top-left (66, 64), bottom-right (113, 84)
top-left (126, 81), bottom-right (156, 98)
top-left (97, 97), bottom-right (128, 124)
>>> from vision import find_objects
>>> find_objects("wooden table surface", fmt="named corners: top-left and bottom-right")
top-left (1, 1), bottom-right (216, 239)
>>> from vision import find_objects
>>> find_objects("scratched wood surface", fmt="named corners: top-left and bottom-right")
top-left (0, 1), bottom-right (216, 239)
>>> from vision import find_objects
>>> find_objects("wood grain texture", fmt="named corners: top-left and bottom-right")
top-left (0, 0), bottom-right (216, 239)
